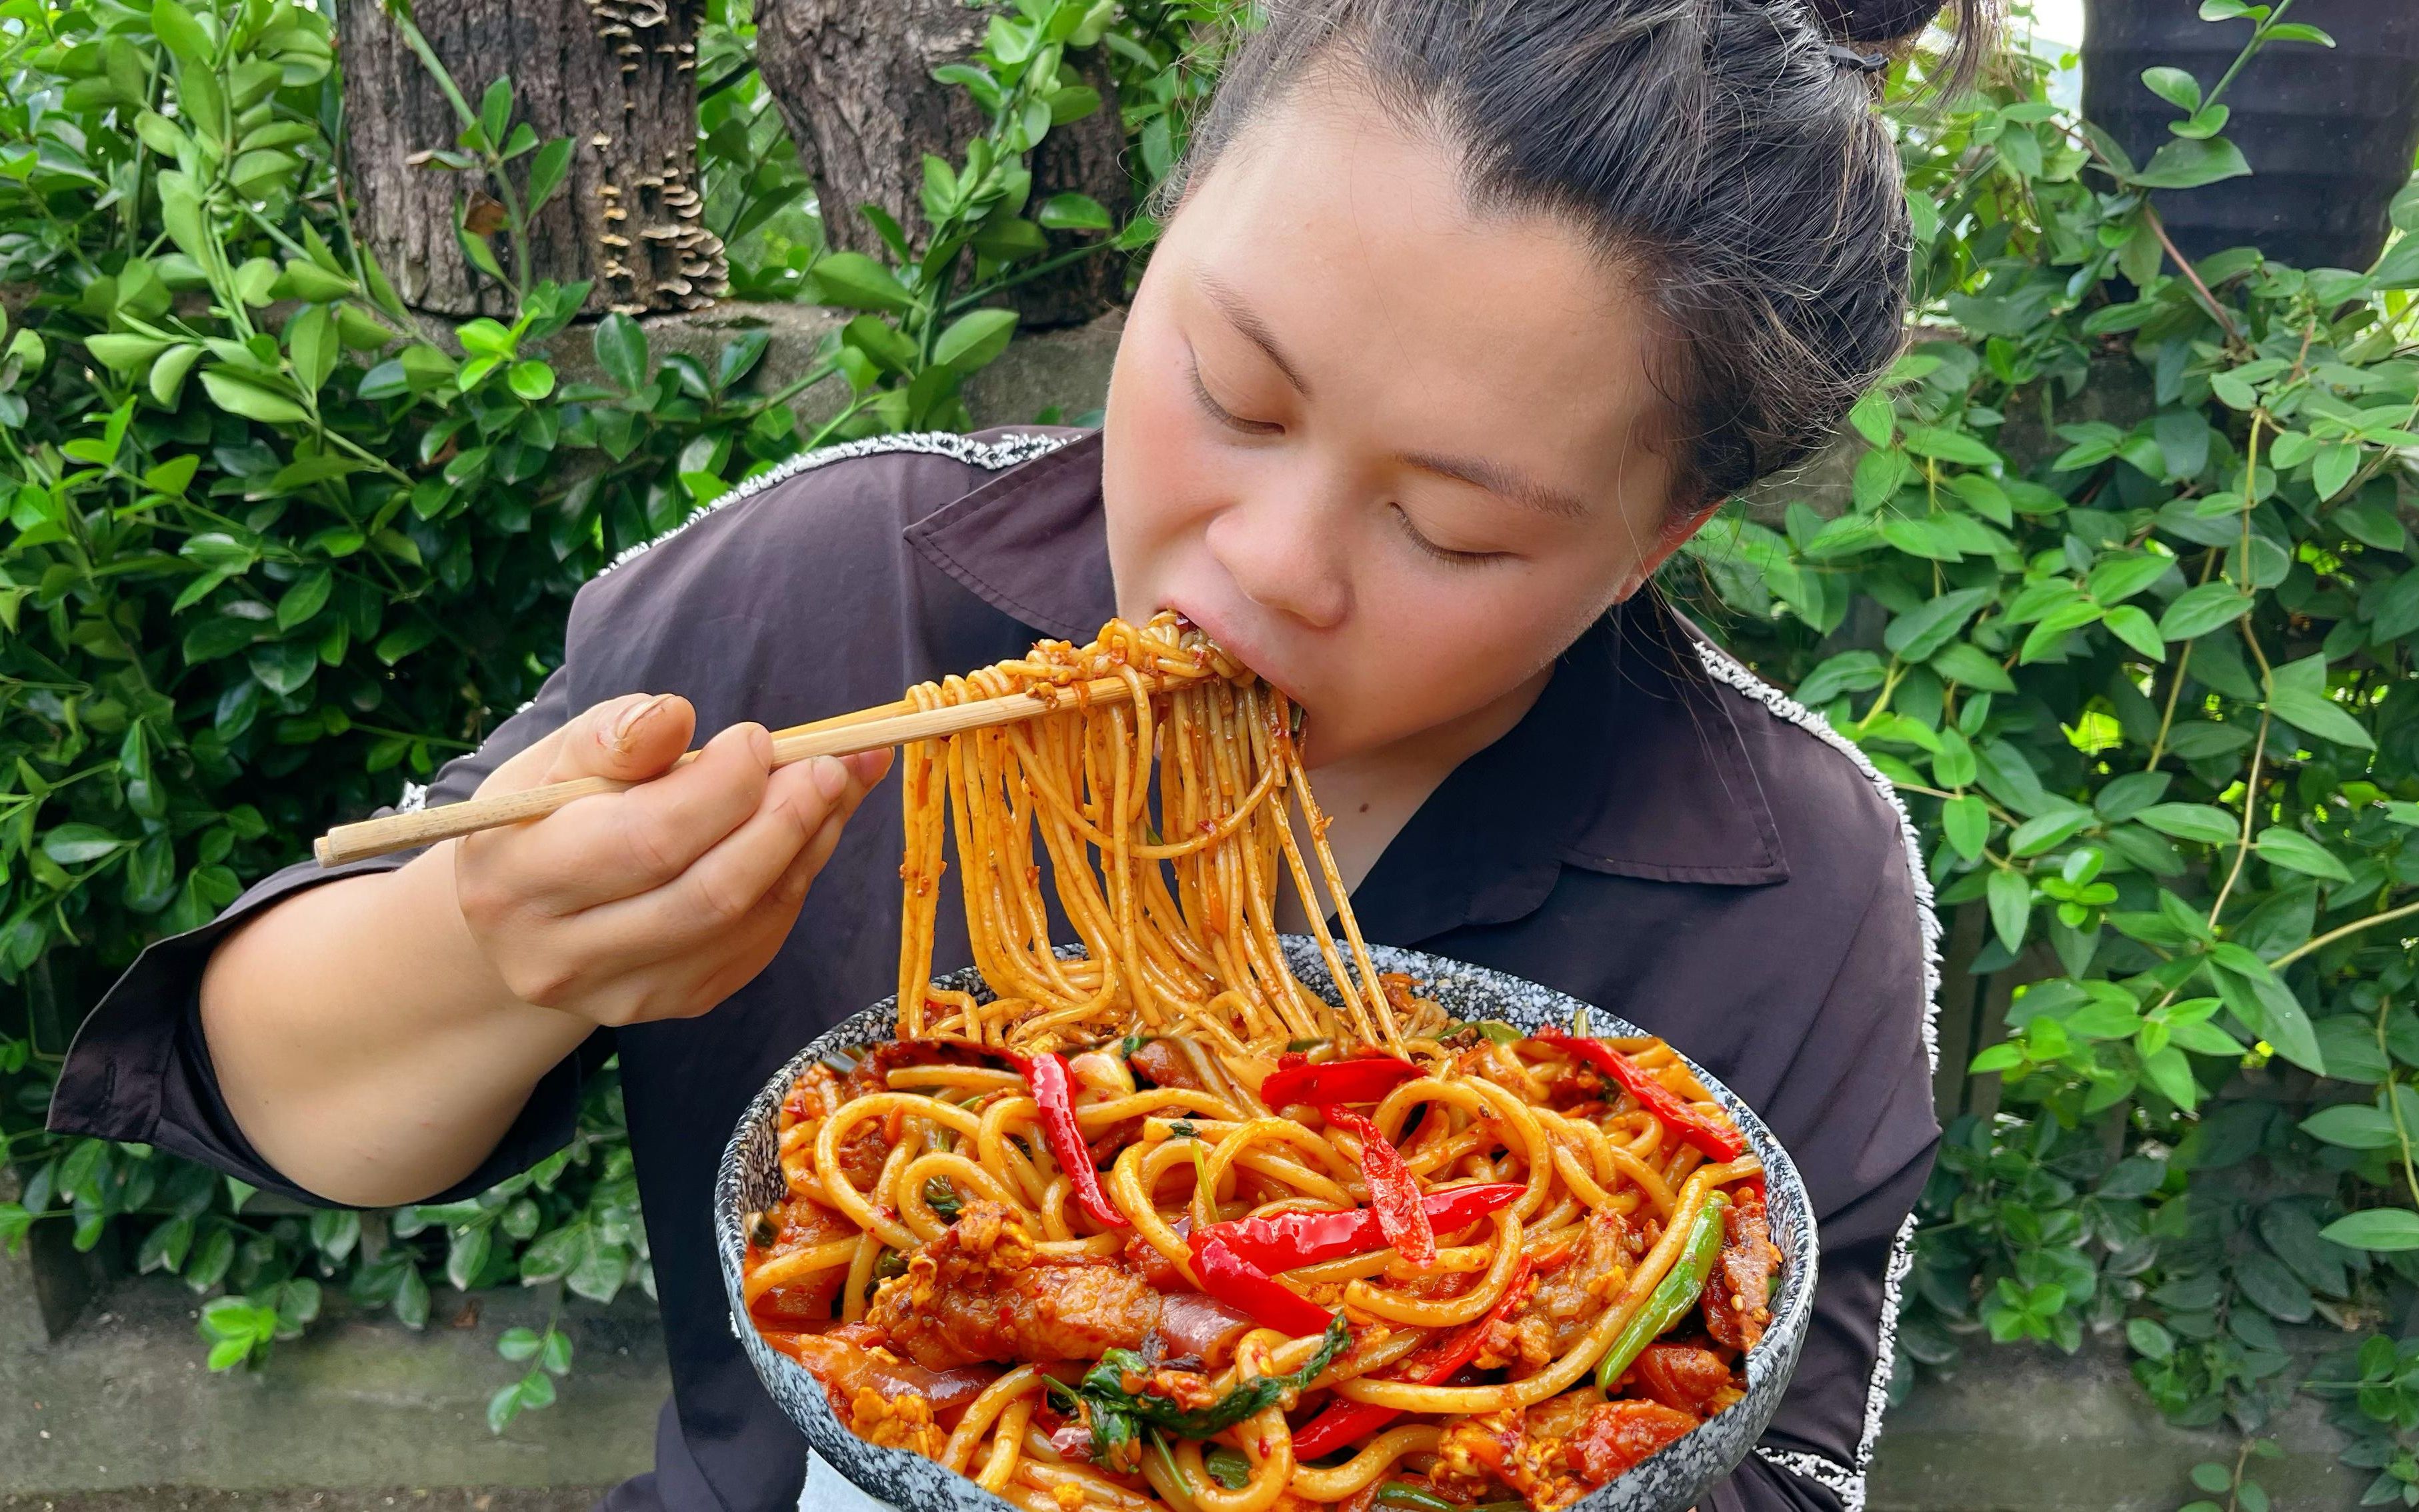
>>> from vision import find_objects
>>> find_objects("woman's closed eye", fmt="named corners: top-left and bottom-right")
top-left (1391, 504), bottom-right (1507, 568)
top-left (1187, 357), bottom-right (1282, 437)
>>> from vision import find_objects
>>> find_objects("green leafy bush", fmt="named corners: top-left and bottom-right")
top-left (1684, 7), bottom-right (2419, 1500)
top-left (0, 0), bottom-right (1186, 1421)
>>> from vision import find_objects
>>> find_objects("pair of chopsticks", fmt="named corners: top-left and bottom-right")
top-left (313, 672), bottom-right (1192, 867)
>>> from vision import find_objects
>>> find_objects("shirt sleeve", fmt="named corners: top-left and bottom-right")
top-left (44, 665), bottom-right (611, 1208)
top-left (1708, 836), bottom-right (1942, 1512)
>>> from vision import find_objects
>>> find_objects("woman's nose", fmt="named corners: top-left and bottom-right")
top-left (1202, 487), bottom-right (1351, 631)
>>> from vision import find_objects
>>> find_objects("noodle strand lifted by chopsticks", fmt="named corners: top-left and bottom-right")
top-left (897, 613), bottom-right (1408, 1058)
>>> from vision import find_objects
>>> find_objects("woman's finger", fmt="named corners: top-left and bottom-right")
top-left (487, 722), bottom-right (781, 913)
top-left (571, 753), bottom-right (864, 958)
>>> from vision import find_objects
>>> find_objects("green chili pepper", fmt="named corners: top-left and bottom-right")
top-left (873, 1248), bottom-right (909, 1281)
top-left (923, 1176), bottom-right (963, 1220)
top-left (1595, 1193), bottom-right (1730, 1393)
top-left (1443, 1019), bottom-right (1523, 1045)
top-left (1375, 1484), bottom-right (1456, 1512)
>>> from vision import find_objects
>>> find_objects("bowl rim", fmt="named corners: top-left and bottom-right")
top-left (716, 937), bottom-right (1818, 1512)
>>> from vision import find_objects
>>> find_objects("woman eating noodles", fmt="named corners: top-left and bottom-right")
top-left (50, 0), bottom-right (1982, 1506)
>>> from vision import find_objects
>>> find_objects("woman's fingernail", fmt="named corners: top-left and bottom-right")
top-left (809, 755), bottom-right (848, 801)
top-left (609, 694), bottom-right (669, 751)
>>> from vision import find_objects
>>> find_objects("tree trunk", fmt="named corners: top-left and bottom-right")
top-left (753, 0), bottom-right (1129, 331)
top-left (337, 0), bottom-right (728, 318)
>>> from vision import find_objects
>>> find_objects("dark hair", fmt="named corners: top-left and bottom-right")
top-left (1153, 0), bottom-right (1996, 510)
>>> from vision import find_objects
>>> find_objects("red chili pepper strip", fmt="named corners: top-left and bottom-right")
top-left (1537, 1030), bottom-right (1744, 1161)
top-left (1027, 1051), bottom-right (1128, 1228)
top-left (1289, 1255), bottom-right (1536, 1460)
top-left (1320, 1108), bottom-right (1434, 1266)
top-left (1259, 1054), bottom-right (1420, 1111)
top-left (1187, 1233), bottom-right (1336, 1337)
top-left (1210, 1183), bottom-right (1524, 1271)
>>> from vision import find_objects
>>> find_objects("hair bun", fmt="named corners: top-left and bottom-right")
top-left (1806, 0), bottom-right (1944, 47)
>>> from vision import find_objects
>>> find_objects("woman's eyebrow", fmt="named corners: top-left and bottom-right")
top-left (1197, 271), bottom-right (1315, 397)
top-left (1402, 451), bottom-right (1590, 519)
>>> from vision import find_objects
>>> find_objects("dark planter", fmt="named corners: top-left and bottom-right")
top-left (2082, 0), bottom-right (2419, 272)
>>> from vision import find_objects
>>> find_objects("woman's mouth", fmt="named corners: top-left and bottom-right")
top-left (1165, 600), bottom-right (1309, 707)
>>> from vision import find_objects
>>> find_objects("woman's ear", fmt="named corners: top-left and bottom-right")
top-left (1612, 497), bottom-right (1724, 602)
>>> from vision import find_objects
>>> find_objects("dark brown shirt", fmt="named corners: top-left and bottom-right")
top-left (50, 425), bottom-right (1939, 1512)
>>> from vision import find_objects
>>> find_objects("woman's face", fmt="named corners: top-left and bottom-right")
top-left (1102, 81), bottom-right (1698, 767)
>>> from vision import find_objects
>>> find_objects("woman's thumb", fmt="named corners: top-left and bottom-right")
top-left (547, 692), bottom-right (696, 783)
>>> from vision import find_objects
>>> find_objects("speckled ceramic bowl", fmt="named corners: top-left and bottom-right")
top-left (718, 939), bottom-right (1816, 1512)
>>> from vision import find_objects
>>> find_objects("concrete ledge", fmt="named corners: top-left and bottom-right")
top-left (3, 1263), bottom-right (2376, 1511)
top-left (1870, 1331), bottom-right (2362, 1512)
top-left (1, 1276), bottom-right (663, 1499)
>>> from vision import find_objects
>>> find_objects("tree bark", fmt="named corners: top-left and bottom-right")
top-left (753, 0), bottom-right (1129, 331)
top-left (337, 0), bottom-right (728, 318)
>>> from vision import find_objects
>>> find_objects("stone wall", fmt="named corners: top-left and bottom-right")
top-left (0, 1256), bottom-right (2373, 1511)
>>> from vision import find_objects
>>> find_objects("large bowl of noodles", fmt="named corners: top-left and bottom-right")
top-left (717, 939), bottom-right (1818, 1512)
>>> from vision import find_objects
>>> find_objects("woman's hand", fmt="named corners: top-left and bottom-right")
top-left (453, 692), bottom-right (890, 1027)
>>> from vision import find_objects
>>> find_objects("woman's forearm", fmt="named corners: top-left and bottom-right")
top-left (198, 842), bottom-right (593, 1208)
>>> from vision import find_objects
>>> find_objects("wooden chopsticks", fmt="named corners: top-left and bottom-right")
top-left (313, 672), bottom-right (1193, 867)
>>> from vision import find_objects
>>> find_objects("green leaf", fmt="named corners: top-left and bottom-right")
top-left (526, 138), bottom-right (573, 209)
top-left (593, 313), bottom-right (648, 393)
top-left (1900, 426), bottom-right (2000, 467)
top-left (2140, 66), bottom-right (2202, 113)
top-left (1969, 1042), bottom-right (2024, 1074)
top-left (2319, 1209), bottom-right (2419, 1252)
top-left (150, 343), bottom-right (203, 407)
top-left (1884, 587), bottom-right (1994, 662)
top-left (1930, 642), bottom-right (2014, 693)
top-left (2300, 1105), bottom-right (2398, 1149)
top-left (2085, 552), bottom-right (2177, 605)
top-left (1036, 193), bottom-right (1113, 231)
top-left (2009, 806), bottom-right (2093, 857)
top-left (2096, 772), bottom-right (2172, 823)
top-left (2102, 605), bottom-right (2165, 661)
top-left (810, 252), bottom-right (915, 313)
top-left (1847, 389), bottom-right (1895, 447)
top-left (1988, 869), bottom-right (2030, 953)
top-left (2126, 1317), bottom-right (2175, 1361)
top-left (152, 0), bottom-right (213, 62)
top-left (2266, 685), bottom-right (2375, 751)
top-left (2140, 1045), bottom-right (2199, 1110)
top-left (2130, 136), bottom-right (2252, 190)
top-left (275, 571), bottom-right (333, 631)
top-left (285, 305), bottom-right (337, 395)
top-left (1944, 796), bottom-right (1989, 860)
top-left (932, 307), bottom-right (1019, 371)
top-left (2214, 966), bottom-right (2324, 1075)
top-left (2312, 441), bottom-right (2360, 501)
top-left (478, 76), bottom-right (514, 150)
top-left (2255, 827), bottom-right (2351, 882)
top-left (507, 361), bottom-right (556, 400)
top-left (199, 370), bottom-right (309, 425)
top-left (1797, 651), bottom-right (1885, 706)
top-left (2159, 583), bottom-right (2254, 640)
top-left (42, 824), bottom-right (125, 866)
